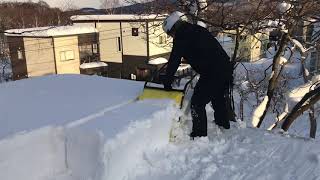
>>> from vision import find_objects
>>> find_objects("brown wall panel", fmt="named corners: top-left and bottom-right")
top-left (7, 37), bottom-right (28, 80)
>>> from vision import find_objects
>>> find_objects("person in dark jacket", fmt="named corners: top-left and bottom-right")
top-left (162, 11), bottom-right (232, 138)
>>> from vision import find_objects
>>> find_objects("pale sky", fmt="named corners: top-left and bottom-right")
top-left (3, 0), bottom-right (110, 9)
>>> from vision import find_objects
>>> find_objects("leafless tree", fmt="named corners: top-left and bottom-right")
top-left (0, 34), bottom-right (11, 83)
top-left (61, 0), bottom-right (77, 11)
top-left (253, 1), bottom-right (320, 135)
top-left (124, 0), bottom-right (320, 137)
top-left (101, 0), bottom-right (120, 14)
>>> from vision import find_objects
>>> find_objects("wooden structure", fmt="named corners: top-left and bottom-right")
top-left (5, 26), bottom-right (99, 80)
top-left (71, 14), bottom-right (172, 80)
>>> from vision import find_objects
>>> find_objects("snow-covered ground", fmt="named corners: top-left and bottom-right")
top-left (1, 74), bottom-right (320, 180)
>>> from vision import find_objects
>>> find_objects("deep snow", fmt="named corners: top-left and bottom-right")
top-left (1, 74), bottom-right (320, 180)
top-left (5, 26), bottom-right (97, 37)
top-left (0, 75), bottom-right (143, 139)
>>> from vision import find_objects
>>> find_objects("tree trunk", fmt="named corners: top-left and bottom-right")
top-left (309, 107), bottom-right (317, 138)
top-left (256, 33), bottom-right (289, 128)
top-left (231, 28), bottom-right (240, 62)
top-left (282, 86), bottom-right (320, 133)
top-left (290, 38), bottom-right (318, 138)
top-left (240, 95), bottom-right (244, 121)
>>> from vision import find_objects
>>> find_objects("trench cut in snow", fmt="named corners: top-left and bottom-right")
top-left (0, 126), bottom-right (104, 180)
top-left (0, 74), bottom-right (178, 180)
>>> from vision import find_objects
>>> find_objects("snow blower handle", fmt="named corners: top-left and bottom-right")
top-left (144, 62), bottom-right (180, 89)
top-left (144, 63), bottom-right (168, 87)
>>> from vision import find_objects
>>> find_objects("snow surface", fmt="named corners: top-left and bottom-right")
top-left (148, 57), bottom-right (168, 65)
top-left (0, 75), bottom-right (143, 139)
top-left (71, 14), bottom-right (165, 21)
top-left (252, 96), bottom-right (269, 127)
top-left (177, 63), bottom-right (191, 72)
top-left (277, 2), bottom-right (292, 13)
top-left (233, 55), bottom-right (313, 137)
top-left (5, 26), bottom-right (97, 37)
top-left (1, 0), bottom-right (104, 9)
top-left (80, 62), bottom-right (108, 69)
top-left (1, 74), bottom-right (320, 180)
top-left (197, 21), bottom-right (207, 28)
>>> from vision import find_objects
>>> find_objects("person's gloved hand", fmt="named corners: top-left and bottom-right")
top-left (163, 82), bottom-right (172, 91)
top-left (159, 74), bottom-right (172, 91)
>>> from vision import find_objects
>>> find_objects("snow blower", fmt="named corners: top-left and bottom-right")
top-left (138, 62), bottom-right (197, 142)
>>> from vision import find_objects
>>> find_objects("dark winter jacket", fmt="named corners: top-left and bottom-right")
top-left (165, 22), bottom-right (231, 84)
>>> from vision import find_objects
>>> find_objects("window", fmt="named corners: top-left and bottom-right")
top-left (79, 43), bottom-right (98, 55)
top-left (132, 28), bottom-right (139, 36)
top-left (159, 35), bottom-right (167, 44)
top-left (79, 45), bottom-right (91, 53)
top-left (92, 44), bottom-right (98, 54)
top-left (116, 37), bottom-right (122, 52)
top-left (60, 50), bottom-right (75, 61)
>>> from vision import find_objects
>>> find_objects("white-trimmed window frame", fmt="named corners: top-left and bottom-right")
top-left (60, 50), bottom-right (75, 61)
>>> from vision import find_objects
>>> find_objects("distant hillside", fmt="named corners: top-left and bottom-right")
top-left (0, 1), bottom-right (73, 31)
top-left (110, 0), bottom-right (245, 14)
top-left (111, 0), bottom-right (177, 14)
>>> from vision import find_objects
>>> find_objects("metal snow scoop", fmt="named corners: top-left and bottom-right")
top-left (138, 62), bottom-right (197, 142)
top-left (138, 63), bottom-right (194, 108)
top-left (138, 83), bottom-right (185, 107)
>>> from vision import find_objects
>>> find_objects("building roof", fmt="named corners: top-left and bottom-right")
top-left (70, 14), bottom-right (166, 22)
top-left (5, 26), bottom-right (98, 37)
top-left (148, 57), bottom-right (168, 65)
top-left (80, 62), bottom-right (108, 69)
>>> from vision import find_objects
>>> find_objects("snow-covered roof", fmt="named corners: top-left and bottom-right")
top-left (71, 14), bottom-right (166, 21)
top-left (80, 62), bottom-right (108, 69)
top-left (5, 26), bottom-right (98, 37)
top-left (148, 58), bottom-right (168, 65)
top-left (177, 64), bottom-right (191, 72)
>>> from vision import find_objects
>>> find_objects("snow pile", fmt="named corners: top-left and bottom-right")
top-left (279, 56), bottom-right (288, 65)
top-left (311, 74), bottom-right (320, 84)
top-left (5, 26), bottom-right (97, 37)
top-left (0, 75), bottom-right (173, 180)
top-left (197, 21), bottom-right (207, 28)
top-left (71, 14), bottom-right (165, 21)
top-left (148, 57), bottom-right (168, 65)
top-left (103, 104), bottom-right (178, 180)
top-left (0, 74), bottom-right (143, 139)
top-left (0, 126), bottom-right (103, 180)
top-left (277, 2), bottom-right (292, 13)
top-left (291, 39), bottom-right (308, 54)
top-left (234, 58), bottom-right (273, 83)
top-left (251, 96), bottom-right (269, 127)
top-left (103, 120), bottom-right (320, 180)
top-left (288, 83), bottom-right (312, 103)
top-left (0, 127), bottom-right (67, 180)
top-left (80, 62), bottom-right (108, 69)
top-left (1, 74), bottom-right (320, 180)
top-left (177, 63), bottom-right (191, 72)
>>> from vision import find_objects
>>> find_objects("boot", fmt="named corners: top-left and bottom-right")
top-left (190, 104), bottom-right (208, 138)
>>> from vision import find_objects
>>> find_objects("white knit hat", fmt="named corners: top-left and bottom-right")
top-left (162, 11), bottom-right (187, 33)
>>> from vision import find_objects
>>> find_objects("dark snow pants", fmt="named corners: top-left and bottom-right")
top-left (190, 75), bottom-right (230, 137)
